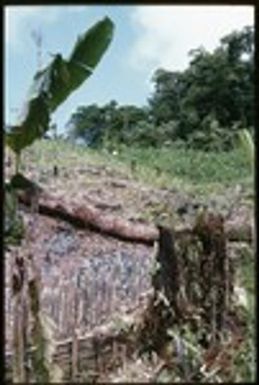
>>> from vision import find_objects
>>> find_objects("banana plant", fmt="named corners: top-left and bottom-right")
top-left (238, 129), bottom-right (254, 169)
top-left (5, 15), bottom-right (114, 242)
top-left (5, 16), bottom-right (114, 170)
top-left (5, 17), bottom-right (114, 382)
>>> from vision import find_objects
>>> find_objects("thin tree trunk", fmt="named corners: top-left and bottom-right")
top-left (12, 293), bottom-right (25, 382)
top-left (12, 251), bottom-right (26, 383)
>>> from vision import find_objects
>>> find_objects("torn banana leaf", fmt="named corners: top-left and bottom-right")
top-left (6, 16), bottom-right (114, 154)
top-left (6, 93), bottom-right (50, 154)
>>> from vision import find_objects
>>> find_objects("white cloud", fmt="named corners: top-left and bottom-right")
top-left (129, 5), bottom-right (254, 73)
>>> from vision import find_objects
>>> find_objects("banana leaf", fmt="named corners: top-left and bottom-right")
top-left (6, 16), bottom-right (114, 154)
top-left (6, 93), bottom-right (50, 154)
top-left (238, 129), bottom-right (254, 167)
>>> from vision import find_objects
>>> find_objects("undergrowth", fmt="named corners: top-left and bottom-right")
top-left (21, 139), bottom-right (253, 194)
top-left (6, 138), bottom-right (255, 383)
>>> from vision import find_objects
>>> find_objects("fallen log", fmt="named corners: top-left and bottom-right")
top-left (14, 174), bottom-right (253, 244)
top-left (17, 189), bottom-right (159, 245)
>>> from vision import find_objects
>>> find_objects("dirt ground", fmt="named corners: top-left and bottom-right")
top-left (5, 154), bottom-right (255, 382)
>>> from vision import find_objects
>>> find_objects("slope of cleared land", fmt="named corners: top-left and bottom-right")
top-left (5, 140), bottom-right (255, 382)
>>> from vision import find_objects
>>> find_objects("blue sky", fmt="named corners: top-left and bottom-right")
top-left (5, 5), bottom-right (254, 134)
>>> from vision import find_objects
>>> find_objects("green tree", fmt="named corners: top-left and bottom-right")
top-left (67, 104), bottom-right (106, 146)
top-left (148, 25), bottom-right (254, 149)
top-left (149, 69), bottom-right (184, 126)
top-left (67, 102), bottom-right (148, 147)
top-left (66, 25), bottom-right (254, 151)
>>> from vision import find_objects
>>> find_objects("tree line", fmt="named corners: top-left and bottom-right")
top-left (67, 26), bottom-right (254, 151)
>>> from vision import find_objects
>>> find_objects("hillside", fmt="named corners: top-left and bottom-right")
top-left (5, 139), bottom-right (255, 382)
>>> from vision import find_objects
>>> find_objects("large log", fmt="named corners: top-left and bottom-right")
top-left (17, 188), bottom-right (159, 245)
top-left (14, 174), bottom-right (253, 244)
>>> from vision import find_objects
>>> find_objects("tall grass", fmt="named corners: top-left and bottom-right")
top-left (115, 145), bottom-right (253, 183)
top-left (109, 145), bottom-right (253, 198)
top-left (22, 140), bottom-right (253, 195)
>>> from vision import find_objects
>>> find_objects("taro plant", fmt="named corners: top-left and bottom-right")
top-left (5, 16), bottom-right (114, 382)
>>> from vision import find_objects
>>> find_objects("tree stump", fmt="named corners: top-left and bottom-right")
top-left (138, 210), bottom-right (234, 355)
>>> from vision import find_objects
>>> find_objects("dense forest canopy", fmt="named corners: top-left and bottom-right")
top-left (67, 26), bottom-right (254, 151)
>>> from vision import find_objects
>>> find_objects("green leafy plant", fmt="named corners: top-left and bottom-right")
top-left (5, 17), bottom-right (114, 383)
top-left (5, 15), bottom-right (114, 243)
top-left (5, 16), bottom-right (114, 171)
top-left (238, 129), bottom-right (254, 168)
